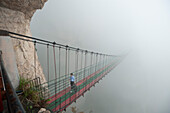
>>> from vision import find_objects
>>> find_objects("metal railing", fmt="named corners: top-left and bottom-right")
top-left (0, 51), bottom-right (25, 113)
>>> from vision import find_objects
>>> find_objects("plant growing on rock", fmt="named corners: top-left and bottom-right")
top-left (17, 77), bottom-right (50, 112)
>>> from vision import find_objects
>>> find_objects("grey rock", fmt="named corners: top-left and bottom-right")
top-left (0, 0), bottom-right (48, 86)
top-left (38, 108), bottom-right (46, 113)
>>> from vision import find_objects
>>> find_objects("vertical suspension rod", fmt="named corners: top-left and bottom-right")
top-left (34, 41), bottom-right (37, 78)
top-left (84, 50), bottom-right (87, 92)
top-left (58, 46), bottom-right (61, 111)
top-left (64, 45), bottom-right (68, 109)
top-left (53, 43), bottom-right (57, 110)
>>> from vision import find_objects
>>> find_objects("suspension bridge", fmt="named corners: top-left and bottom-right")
top-left (0, 30), bottom-right (125, 113)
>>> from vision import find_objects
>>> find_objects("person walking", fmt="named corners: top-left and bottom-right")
top-left (70, 73), bottom-right (75, 92)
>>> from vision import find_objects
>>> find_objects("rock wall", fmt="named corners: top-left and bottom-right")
top-left (0, 36), bottom-right (20, 88)
top-left (0, 0), bottom-right (48, 86)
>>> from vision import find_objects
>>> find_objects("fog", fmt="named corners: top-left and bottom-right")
top-left (30, 0), bottom-right (170, 113)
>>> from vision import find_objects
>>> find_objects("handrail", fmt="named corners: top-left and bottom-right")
top-left (0, 51), bottom-right (25, 113)
top-left (0, 30), bottom-right (116, 57)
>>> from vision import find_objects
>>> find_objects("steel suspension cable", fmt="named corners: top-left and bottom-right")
top-left (68, 48), bottom-right (71, 104)
top-left (76, 49), bottom-right (79, 96)
top-left (92, 53), bottom-right (95, 86)
top-left (96, 54), bottom-right (99, 83)
top-left (33, 41), bottom-right (39, 93)
top-left (58, 46), bottom-right (61, 110)
top-left (97, 54), bottom-right (101, 83)
top-left (101, 55), bottom-right (104, 80)
top-left (64, 46), bottom-right (68, 109)
top-left (99, 54), bottom-right (102, 75)
top-left (84, 50), bottom-right (87, 92)
top-left (47, 44), bottom-right (49, 83)
top-left (87, 53), bottom-right (90, 87)
top-left (7, 30), bottom-right (112, 56)
top-left (104, 55), bottom-right (106, 77)
top-left (68, 49), bottom-right (70, 80)
top-left (106, 55), bottom-right (109, 74)
top-left (89, 52), bottom-right (93, 89)
top-left (106, 55), bottom-right (108, 75)
top-left (106, 55), bottom-right (108, 74)
top-left (53, 45), bottom-right (57, 110)
top-left (81, 51), bottom-right (83, 81)
top-left (80, 51), bottom-right (83, 96)
top-left (47, 44), bottom-right (50, 98)
top-left (75, 49), bottom-right (78, 83)
top-left (94, 53), bottom-right (98, 85)
top-left (82, 51), bottom-right (85, 95)
top-left (34, 41), bottom-right (37, 78)
top-left (102, 55), bottom-right (105, 78)
top-left (73, 49), bottom-right (78, 102)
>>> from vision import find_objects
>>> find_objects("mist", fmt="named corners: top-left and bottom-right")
top-left (30, 0), bottom-right (170, 113)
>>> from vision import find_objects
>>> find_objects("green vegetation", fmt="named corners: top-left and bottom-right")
top-left (17, 77), bottom-right (50, 112)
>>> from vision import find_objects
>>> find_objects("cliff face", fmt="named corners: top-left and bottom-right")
top-left (0, 0), bottom-right (47, 19)
top-left (0, 0), bottom-right (48, 85)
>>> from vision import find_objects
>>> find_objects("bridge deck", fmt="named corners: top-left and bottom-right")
top-left (46, 61), bottom-right (119, 112)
